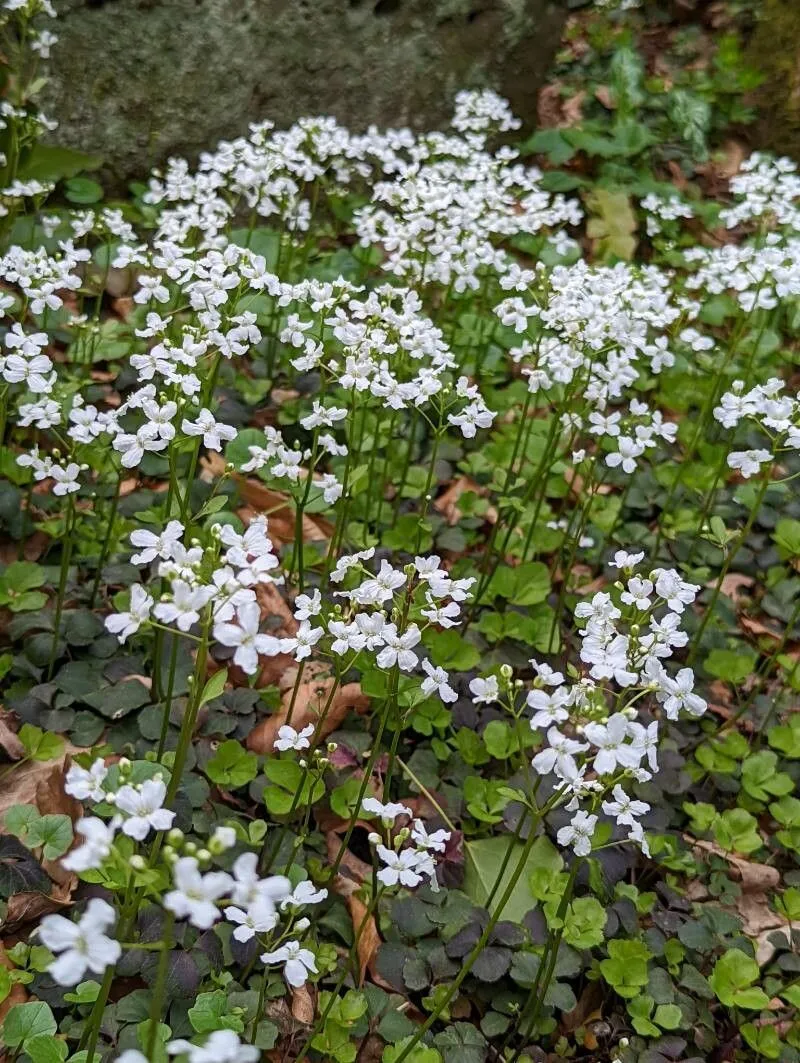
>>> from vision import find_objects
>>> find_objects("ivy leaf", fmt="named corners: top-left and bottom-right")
top-left (205, 740), bottom-right (258, 789)
top-left (709, 948), bottom-right (768, 1009)
top-left (24, 815), bottom-right (73, 861)
top-left (188, 990), bottom-right (245, 1034)
top-left (1, 1002), bottom-right (57, 1047)
top-left (24, 1035), bottom-right (68, 1063)
top-left (17, 725), bottom-right (63, 762)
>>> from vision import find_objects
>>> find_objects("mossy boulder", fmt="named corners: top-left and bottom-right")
top-left (42, 0), bottom-right (566, 186)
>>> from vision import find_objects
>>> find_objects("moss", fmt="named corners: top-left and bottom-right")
top-left (41, 0), bottom-right (566, 187)
top-left (746, 0), bottom-right (800, 157)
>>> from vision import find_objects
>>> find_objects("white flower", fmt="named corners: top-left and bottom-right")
top-left (62, 817), bottom-right (119, 872)
top-left (105, 584), bottom-right (153, 643)
top-left (261, 940), bottom-right (317, 987)
top-left (375, 623), bottom-right (420, 671)
top-left (293, 620), bottom-right (324, 660)
top-left (727, 449), bottom-right (772, 479)
top-left (114, 778), bottom-right (175, 840)
top-left (362, 798), bottom-right (412, 822)
top-left (65, 757), bottom-right (108, 802)
top-left (532, 727), bottom-right (588, 780)
top-left (376, 845), bottom-right (423, 888)
top-left (602, 784), bottom-right (649, 827)
top-left (658, 667), bottom-right (706, 719)
top-left (281, 880), bottom-right (328, 908)
top-left (469, 675), bottom-right (499, 704)
top-left (557, 811), bottom-right (598, 857)
top-left (154, 580), bottom-right (216, 632)
top-left (421, 660), bottom-right (457, 703)
top-left (130, 520), bottom-right (184, 565)
top-left (51, 462), bottom-right (81, 496)
top-left (182, 407), bottom-right (237, 450)
top-left (210, 826), bottom-right (237, 852)
top-left (411, 820), bottom-right (450, 853)
top-left (167, 1030), bottom-right (259, 1063)
top-left (584, 714), bottom-right (640, 775)
top-left (39, 898), bottom-right (121, 985)
top-left (164, 857), bottom-right (233, 929)
top-left (213, 600), bottom-right (282, 675)
top-left (273, 724), bottom-right (314, 752)
top-left (228, 852), bottom-right (290, 909)
top-left (224, 897), bottom-right (279, 942)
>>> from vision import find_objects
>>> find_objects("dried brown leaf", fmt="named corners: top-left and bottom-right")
top-left (290, 984), bottom-right (315, 1025)
top-left (434, 476), bottom-right (497, 526)
top-left (1, 876), bottom-right (75, 933)
top-left (347, 893), bottom-right (382, 988)
top-left (0, 715), bottom-right (24, 761)
top-left (247, 679), bottom-right (368, 755)
top-left (0, 748), bottom-right (78, 822)
top-left (687, 837), bottom-right (780, 891)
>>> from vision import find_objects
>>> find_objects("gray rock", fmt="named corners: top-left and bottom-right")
top-left (42, 0), bottom-right (565, 185)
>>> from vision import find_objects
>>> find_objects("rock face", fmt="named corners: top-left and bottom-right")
top-left (42, 0), bottom-right (566, 185)
top-left (745, 0), bottom-right (800, 160)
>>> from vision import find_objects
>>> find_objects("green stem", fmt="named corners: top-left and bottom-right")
top-left (47, 495), bottom-right (76, 680)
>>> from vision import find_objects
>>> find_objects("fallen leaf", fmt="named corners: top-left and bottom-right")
top-left (290, 983), bottom-right (315, 1024)
top-left (739, 614), bottom-right (781, 641)
top-left (247, 679), bottom-right (368, 754)
top-left (347, 894), bottom-right (382, 989)
top-left (562, 983), bottom-right (604, 1034)
top-left (0, 747), bottom-right (78, 822)
top-left (200, 453), bottom-right (332, 545)
top-left (0, 715), bottom-right (24, 761)
top-left (687, 838), bottom-right (780, 891)
top-left (434, 476), bottom-right (497, 526)
top-left (0, 876), bottom-right (75, 933)
top-left (325, 831), bottom-right (372, 900)
top-left (718, 572), bottom-right (755, 601)
top-left (594, 85), bottom-right (615, 109)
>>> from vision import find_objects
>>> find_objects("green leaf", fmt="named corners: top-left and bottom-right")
top-left (709, 948), bottom-right (763, 1008)
top-left (205, 740), bottom-right (258, 789)
top-left (1, 1002), bottom-right (57, 1047)
top-left (17, 725), bottom-right (63, 762)
top-left (199, 669), bottom-right (228, 709)
top-left (713, 808), bottom-right (763, 855)
top-left (188, 990), bottom-right (245, 1034)
top-left (482, 720), bottom-right (519, 760)
top-left (520, 129), bottom-right (576, 165)
top-left (463, 837), bottom-right (550, 921)
top-left (64, 177), bottom-right (104, 204)
top-left (586, 188), bottom-right (638, 261)
top-left (653, 1003), bottom-right (682, 1029)
top-left (424, 629), bottom-right (480, 671)
top-left (3, 804), bottom-right (40, 840)
top-left (24, 1035), bottom-right (68, 1063)
top-left (24, 815), bottom-right (73, 860)
top-left (0, 562), bottom-right (45, 593)
top-left (561, 896), bottom-right (607, 949)
top-left (704, 647), bottom-right (757, 686)
top-left (742, 1022), bottom-right (781, 1060)
top-left (17, 145), bottom-right (102, 183)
